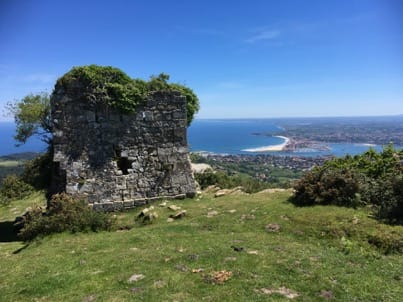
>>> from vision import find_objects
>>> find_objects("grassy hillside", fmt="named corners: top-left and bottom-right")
top-left (0, 191), bottom-right (402, 301)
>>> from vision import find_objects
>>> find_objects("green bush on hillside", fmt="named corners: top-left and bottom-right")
top-left (21, 151), bottom-right (52, 190)
top-left (0, 175), bottom-right (34, 206)
top-left (292, 145), bottom-right (403, 224)
top-left (18, 193), bottom-right (114, 241)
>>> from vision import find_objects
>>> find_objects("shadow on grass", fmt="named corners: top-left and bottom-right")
top-left (0, 220), bottom-right (20, 242)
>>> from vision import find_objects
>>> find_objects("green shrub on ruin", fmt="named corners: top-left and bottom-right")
top-left (55, 65), bottom-right (199, 125)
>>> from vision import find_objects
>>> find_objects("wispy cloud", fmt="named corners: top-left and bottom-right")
top-left (245, 29), bottom-right (280, 43)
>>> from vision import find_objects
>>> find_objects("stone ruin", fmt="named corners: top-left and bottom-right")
top-left (50, 86), bottom-right (196, 211)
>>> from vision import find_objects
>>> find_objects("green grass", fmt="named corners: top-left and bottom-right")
top-left (0, 191), bottom-right (402, 301)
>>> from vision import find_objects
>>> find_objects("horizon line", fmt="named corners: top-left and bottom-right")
top-left (194, 114), bottom-right (403, 120)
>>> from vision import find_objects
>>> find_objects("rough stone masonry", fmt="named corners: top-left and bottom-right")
top-left (50, 87), bottom-right (196, 211)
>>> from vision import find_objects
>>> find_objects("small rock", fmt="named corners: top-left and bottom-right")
top-left (128, 274), bottom-right (145, 283)
top-left (240, 214), bottom-right (255, 221)
top-left (247, 250), bottom-right (259, 255)
top-left (153, 280), bottom-right (166, 288)
top-left (319, 290), bottom-right (334, 300)
top-left (167, 218), bottom-right (174, 222)
top-left (258, 287), bottom-right (299, 299)
top-left (228, 209), bottom-right (237, 213)
top-left (204, 185), bottom-right (221, 193)
top-left (137, 206), bottom-right (154, 217)
top-left (225, 257), bottom-right (237, 262)
top-left (137, 206), bottom-right (158, 223)
top-left (207, 210), bottom-right (218, 217)
top-left (129, 287), bottom-right (143, 293)
top-left (168, 205), bottom-right (181, 211)
top-left (175, 264), bottom-right (188, 272)
top-left (265, 223), bottom-right (281, 232)
top-left (82, 295), bottom-right (96, 302)
top-left (214, 189), bottom-right (232, 197)
top-left (79, 259), bottom-right (86, 265)
top-left (192, 268), bottom-right (205, 273)
top-left (169, 210), bottom-right (187, 220)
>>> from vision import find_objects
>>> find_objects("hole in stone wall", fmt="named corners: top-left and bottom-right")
top-left (117, 156), bottom-right (133, 175)
top-left (114, 147), bottom-right (133, 175)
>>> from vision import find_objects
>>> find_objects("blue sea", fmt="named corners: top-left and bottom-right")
top-left (0, 119), bottom-right (391, 157)
top-left (0, 122), bottom-right (47, 156)
top-left (187, 119), bottom-right (386, 157)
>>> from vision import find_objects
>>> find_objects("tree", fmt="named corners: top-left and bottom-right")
top-left (6, 92), bottom-right (52, 146)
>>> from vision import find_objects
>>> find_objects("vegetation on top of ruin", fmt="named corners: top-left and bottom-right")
top-left (6, 65), bottom-right (199, 151)
top-left (56, 65), bottom-right (199, 126)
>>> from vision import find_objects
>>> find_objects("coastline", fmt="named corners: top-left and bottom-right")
top-left (242, 136), bottom-right (290, 152)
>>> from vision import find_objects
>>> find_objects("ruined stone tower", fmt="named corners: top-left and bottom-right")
top-left (51, 85), bottom-right (196, 211)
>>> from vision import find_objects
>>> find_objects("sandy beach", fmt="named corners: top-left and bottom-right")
top-left (242, 136), bottom-right (290, 152)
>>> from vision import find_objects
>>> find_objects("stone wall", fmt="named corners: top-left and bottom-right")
top-left (51, 88), bottom-right (196, 211)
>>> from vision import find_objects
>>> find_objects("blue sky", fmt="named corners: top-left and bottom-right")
top-left (0, 0), bottom-right (402, 120)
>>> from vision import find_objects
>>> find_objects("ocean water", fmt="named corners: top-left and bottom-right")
top-left (0, 119), bottom-right (388, 157)
top-left (187, 119), bottom-right (385, 156)
top-left (0, 122), bottom-right (47, 156)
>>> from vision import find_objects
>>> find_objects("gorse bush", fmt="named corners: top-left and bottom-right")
top-left (21, 151), bottom-right (53, 190)
top-left (18, 193), bottom-right (115, 241)
top-left (292, 167), bottom-right (365, 207)
top-left (368, 174), bottom-right (403, 224)
top-left (292, 145), bottom-right (403, 224)
top-left (0, 175), bottom-right (34, 206)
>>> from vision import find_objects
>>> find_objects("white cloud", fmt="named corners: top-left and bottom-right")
top-left (245, 29), bottom-right (280, 43)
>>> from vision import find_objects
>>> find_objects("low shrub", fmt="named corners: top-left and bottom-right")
top-left (368, 230), bottom-right (403, 254)
top-left (18, 193), bottom-right (114, 241)
top-left (369, 174), bottom-right (403, 225)
top-left (292, 167), bottom-right (365, 207)
top-left (21, 151), bottom-right (52, 190)
top-left (291, 145), bottom-right (403, 224)
top-left (0, 175), bottom-right (34, 206)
